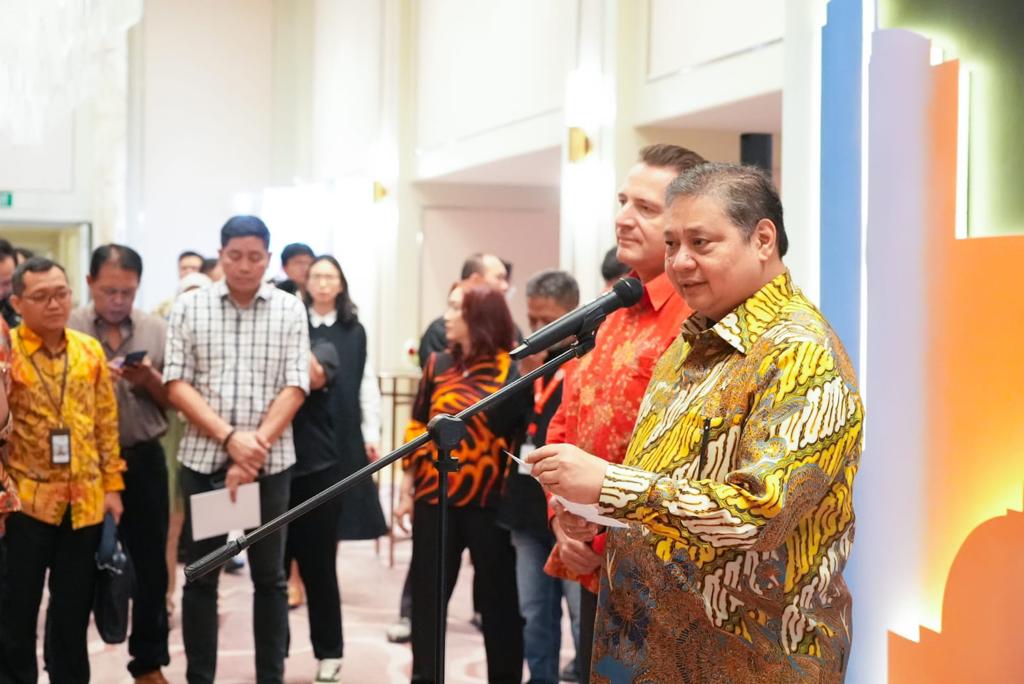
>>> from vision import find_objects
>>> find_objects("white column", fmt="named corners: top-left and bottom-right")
top-left (559, 0), bottom-right (620, 302)
top-left (781, 0), bottom-right (828, 303)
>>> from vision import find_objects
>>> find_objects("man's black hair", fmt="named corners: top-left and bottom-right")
top-left (220, 215), bottom-right (270, 249)
top-left (13, 257), bottom-right (67, 296)
top-left (281, 243), bottom-right (315, 267)
top-left (90, 244), bottom-right (143, 279)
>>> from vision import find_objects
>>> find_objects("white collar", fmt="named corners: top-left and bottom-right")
top-left (309, 308), bottom-right (337, 328)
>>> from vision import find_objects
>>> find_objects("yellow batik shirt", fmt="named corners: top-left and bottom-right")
top-left (593, 271), bottom-right (863, 684)
top-left (7, 325), bottom-right (123, 529)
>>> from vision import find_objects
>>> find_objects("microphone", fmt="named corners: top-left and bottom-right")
top-left (511, 277), bottom-right (643, 359)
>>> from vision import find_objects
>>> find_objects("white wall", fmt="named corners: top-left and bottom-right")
top-left (0, 108), bottom-right (94, 225)
top-left (633, 0), bottom-right (785, 127)
top-left (311, 0), bottom-right (385, 181)
top-left (130, 0), bottom-right (273, 307)
top-left (417, 183), bottom-right (561, 336)
top-left (413, 0), bottom-right (574, 180)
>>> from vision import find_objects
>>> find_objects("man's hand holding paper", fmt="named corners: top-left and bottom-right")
top-left (526, 442), bottom-right (608, 505)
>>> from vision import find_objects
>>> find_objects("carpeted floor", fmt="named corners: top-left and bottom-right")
top-left (35, 534), bottom-right (577, 683)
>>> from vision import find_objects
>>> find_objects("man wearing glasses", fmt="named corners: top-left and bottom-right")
top-left (69, 244), bottom-right (172, 684)
top-left (0, 256), bottom-right (124, 683)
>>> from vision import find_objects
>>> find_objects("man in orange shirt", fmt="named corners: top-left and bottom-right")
top-left (0, 257), bottom-right (124, 683)
top-left (544, 144), bottom-right (705, 682)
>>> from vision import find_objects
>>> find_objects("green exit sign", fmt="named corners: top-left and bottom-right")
top-left (0, 191), bottom-right (11, 208)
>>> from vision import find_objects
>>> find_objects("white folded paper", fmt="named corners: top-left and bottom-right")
top-left (503, 449), bottom-right (628, 529)
top-left (505, 449), bottom-right (533, 475)
top-left (189, 482), bottom-right (261, 541)
top-left (551, 495), bottom-right (628, 529)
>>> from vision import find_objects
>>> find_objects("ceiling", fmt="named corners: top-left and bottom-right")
top-left (418, 146), bottom-right (563, 187)
top-left (645, 90), bottom-right (783, 132)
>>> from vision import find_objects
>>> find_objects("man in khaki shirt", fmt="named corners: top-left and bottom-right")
top-left (69, 244), bottom-right (171, 684)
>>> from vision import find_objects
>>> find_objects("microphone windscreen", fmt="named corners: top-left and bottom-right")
top-left (612, 277), bottom-right (643, 307)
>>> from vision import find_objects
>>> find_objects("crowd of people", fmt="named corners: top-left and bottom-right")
top-left (0, 143), bottom-right (863, 684)
top-left (0, 220), bottom-right (388, 684)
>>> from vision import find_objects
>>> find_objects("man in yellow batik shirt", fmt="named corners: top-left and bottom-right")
top-left (531, 163), bottom-right (862, 683)
top-left (0, 257), bottom-right (124, 684)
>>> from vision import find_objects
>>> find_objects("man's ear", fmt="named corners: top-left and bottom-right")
top-left (753, 218), bottom-right (778, 260)
top-left (9, 294), bottom-right (22, 316)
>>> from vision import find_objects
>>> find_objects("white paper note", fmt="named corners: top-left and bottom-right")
top-left (503, 450), bottom-right (628, 529)
top-left (551, 495), bottom-right (629, 529)
top-left (504, 449), bottom-right (533, 475)
top-left (189, 482), bottom-right (261, 541)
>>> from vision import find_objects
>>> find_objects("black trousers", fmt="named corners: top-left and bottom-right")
top-left (284, 466), bottom-right (343, 659)
top-left (579, 588), bottom-right (598, 684)
top-left (181, 466), bottom-right (292, 684)
top-left (0, 510), bottom-right (101, 684)
top-left (410, 502), bottom-right (523, 684)
top-left (120, 439), bottom-right (171, 677)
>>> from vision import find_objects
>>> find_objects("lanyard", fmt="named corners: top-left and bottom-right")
top-left (20, 336), bottom-right (69, 428)
top-left (526, 370), bottom-right (564, 439)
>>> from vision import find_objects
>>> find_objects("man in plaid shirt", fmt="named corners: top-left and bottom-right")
top-left (165, 215), bottom-right (309, 684)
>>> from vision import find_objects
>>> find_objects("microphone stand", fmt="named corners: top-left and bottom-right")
top-left (185, 331), bottom-right (599, 684)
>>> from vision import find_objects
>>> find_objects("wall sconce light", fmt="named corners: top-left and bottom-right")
top-left (372, 181), bottom-right (389, 202)
top-left (567, 127), bottom-right (593, 163)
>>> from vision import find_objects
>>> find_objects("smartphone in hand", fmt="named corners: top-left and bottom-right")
top-left (123, 350), bottom-right (147, 367)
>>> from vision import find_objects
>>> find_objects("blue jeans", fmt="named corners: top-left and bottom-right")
top-left (511, 528), bottom-right (581, 684)
top-left (181, 467), bottom-right (292, 684)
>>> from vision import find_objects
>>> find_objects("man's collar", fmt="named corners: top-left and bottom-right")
top-left (632, 271), bottom-right (676, 312)
top-left (215, 280), bottom-right (276, 304)
top-left (17, 324), bottom-right (66, 356)
top-left (86, 303), bottom-right (133, 330)
top-left (682, 271), bottom-right (796, 354)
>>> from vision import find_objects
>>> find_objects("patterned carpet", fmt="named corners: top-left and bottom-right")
top-left (37, 534), bottom-right (576, 683)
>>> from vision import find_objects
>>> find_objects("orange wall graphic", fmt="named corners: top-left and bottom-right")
top-left (886, 57), bottom-right (1024, 683)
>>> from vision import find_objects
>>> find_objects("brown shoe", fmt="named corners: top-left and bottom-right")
top-left (134, 671), bottom-right (169, 684)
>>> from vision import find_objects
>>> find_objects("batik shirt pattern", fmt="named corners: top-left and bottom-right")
top-left (0, 319), bottom-right (17, 518)
top-left (8, 326), bottom-right (123, 529)
top-left (593, 272), bottom-right (863, 683)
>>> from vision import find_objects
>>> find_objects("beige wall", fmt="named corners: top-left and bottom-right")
top-left (130, 0), bottom-right (274, 306)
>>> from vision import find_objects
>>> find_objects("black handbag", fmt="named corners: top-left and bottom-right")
top-left (92, 512), bottom-right (132, 644)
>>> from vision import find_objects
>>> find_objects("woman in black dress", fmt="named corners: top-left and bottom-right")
top-left (285, 255), bottom-right (386, 683)
top-left (307, 257), bottom-right (388, 541)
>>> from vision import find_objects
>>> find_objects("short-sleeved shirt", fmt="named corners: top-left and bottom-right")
top-left (68, 305), bottom-right (169, 446)
top-left (163, 280), bottom-right (310, 475)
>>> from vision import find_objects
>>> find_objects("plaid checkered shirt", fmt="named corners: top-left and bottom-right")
top-left (164, 280), bottom-right (310, 474)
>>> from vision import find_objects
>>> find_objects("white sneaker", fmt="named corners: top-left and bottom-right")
top-left (314, 658), bottom-right (342, 683)
top-left (385, 616), bottom-right (411, 643)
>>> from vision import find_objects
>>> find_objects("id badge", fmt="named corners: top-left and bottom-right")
top-left (50, 428), bottom-right (72, 465)
top-left (518, 441), bottom-right (537, 475)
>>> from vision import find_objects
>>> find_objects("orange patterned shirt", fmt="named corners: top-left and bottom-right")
top-left (403, 351), bottom-right (527, 508)
top-left (544, 272), bottom-right (690, 591)
top-left (7, 325), bottom-right (123, 529)
top-left (0, 319), bottom-right (17, 519)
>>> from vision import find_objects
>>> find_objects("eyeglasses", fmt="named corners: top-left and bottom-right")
top-left (23, 288), bottom-right (72, 305)
top-left (98, 287), bottom-right (137, 300)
